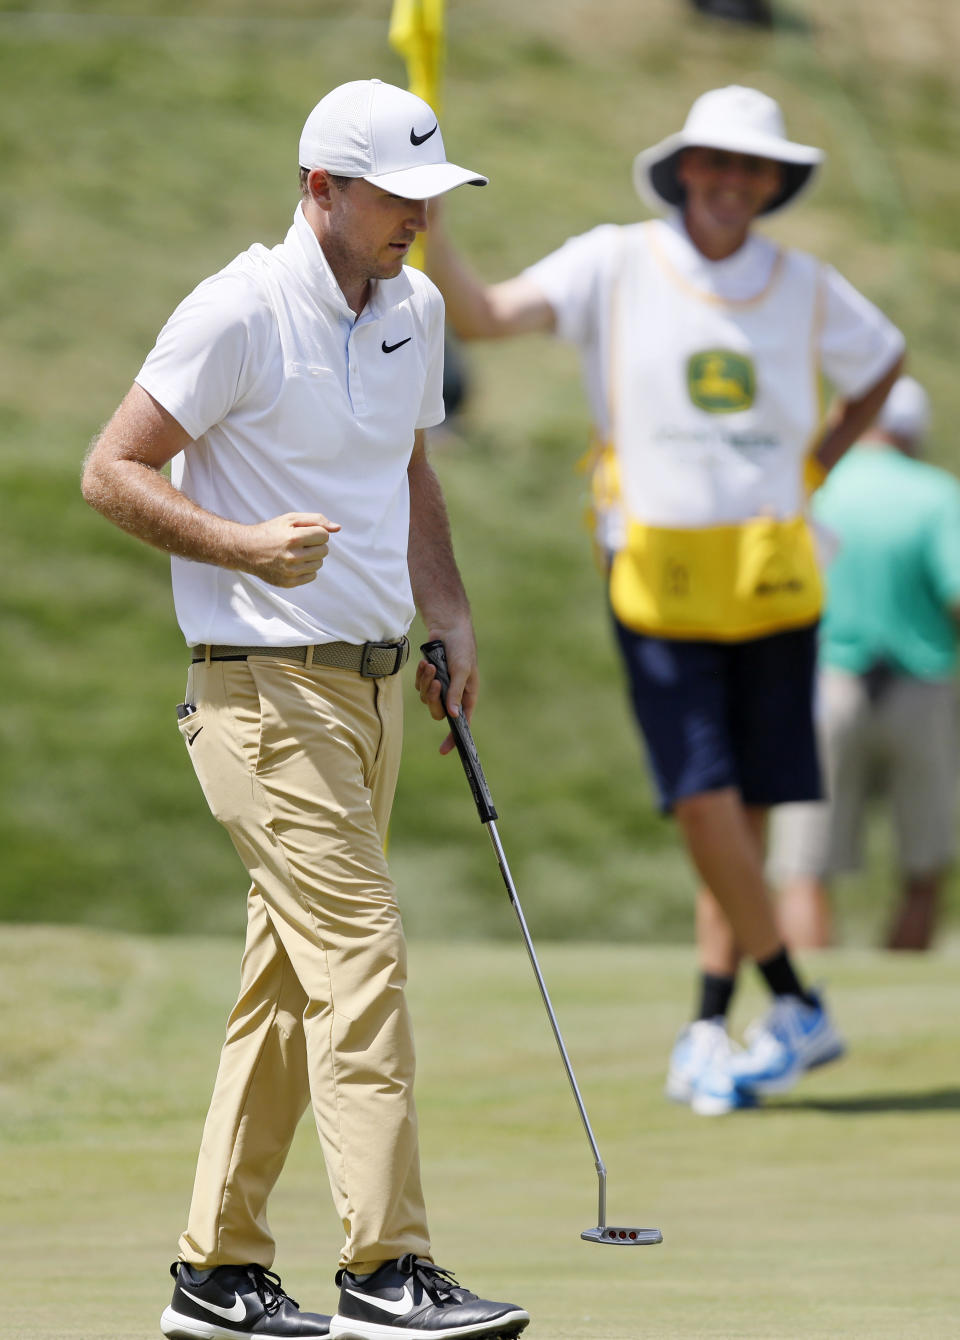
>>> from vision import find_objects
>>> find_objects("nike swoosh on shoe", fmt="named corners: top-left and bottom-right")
top-left (181, 1288), bottom-right (247, 1323)
top-left (343, 1285), bottom-right (416, 1317)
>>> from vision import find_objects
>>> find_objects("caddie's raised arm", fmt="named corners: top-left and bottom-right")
top-left (425, 198), bottom-right (556, 339)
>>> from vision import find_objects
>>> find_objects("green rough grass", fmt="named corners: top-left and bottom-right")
top-left (0, 0), bottom-right (959, 940)
top-left (1, 926), bottom-right (958, 1338)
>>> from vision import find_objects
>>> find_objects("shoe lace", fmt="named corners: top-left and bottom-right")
top-left (397, 1253), bottom-right (471, 1305)
top-left (247, 1265), bottom-right (296, 1316)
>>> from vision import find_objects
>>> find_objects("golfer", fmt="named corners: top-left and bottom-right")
top-left (83, 79), bottom-right (529, 1340)
top-left (425, 86), bottom-right (904, 1114)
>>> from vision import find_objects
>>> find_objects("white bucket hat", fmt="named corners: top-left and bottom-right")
top-left (299, 78), bottom-right (487, 200)
top-left (876, 376), bottom-right (931, 442)
top-left (633, 85), bottom-right (823, 217)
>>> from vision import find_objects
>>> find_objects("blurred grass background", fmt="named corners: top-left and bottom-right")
top-left (1, 0), bottom-right (959, 944)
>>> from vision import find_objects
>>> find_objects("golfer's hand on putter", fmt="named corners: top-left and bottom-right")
top-left (241, 512), bottom-right (340, 588)
top-left (415, 621), bottom-right (478, 755)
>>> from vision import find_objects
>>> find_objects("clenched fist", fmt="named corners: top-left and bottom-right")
top-left (240, 512), bottom-right (341, 588)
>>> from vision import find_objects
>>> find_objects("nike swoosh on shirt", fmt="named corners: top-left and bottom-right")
top-left (344, 1286), bottom-right (417, 1317)
top-left (382, 337), bottom-right (412, 353)
top-left (181, 1289), bottom-right (247, 1323)
top-left (410, 123), bottom-right (438, 146)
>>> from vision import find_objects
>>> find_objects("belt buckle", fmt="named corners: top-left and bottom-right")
top-left (361, 638), bottom-right (407, 678)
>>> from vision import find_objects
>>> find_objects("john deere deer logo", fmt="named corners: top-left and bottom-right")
top-left (687, 351), bottom-right (756, 414)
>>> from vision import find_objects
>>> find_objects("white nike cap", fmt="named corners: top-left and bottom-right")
top-left (299, 78), bottom-right (488, 200)
top-left (876, 375), bottom-right (931, 442)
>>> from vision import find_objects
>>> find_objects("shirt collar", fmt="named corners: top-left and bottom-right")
top-left (286, 204), bottom-right (414, 321)
top-left (659, 211), bottom-right (777, 298)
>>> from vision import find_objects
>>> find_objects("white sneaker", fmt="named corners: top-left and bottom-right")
top-left (689, 1053), bottom-right (760, 1117)
top-left (731, 991), bottom-right (845, 1097)
top-left (665, 1017), bottom-right (732, 1104)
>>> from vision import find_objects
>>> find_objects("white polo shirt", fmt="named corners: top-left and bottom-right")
top-left (136, 204), bottom-right (445, 647)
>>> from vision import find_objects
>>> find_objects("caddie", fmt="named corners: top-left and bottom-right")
top-left (83, 78), bottom-right (529, 1340)
top-left (424, 86), bottom-right (905, 1114)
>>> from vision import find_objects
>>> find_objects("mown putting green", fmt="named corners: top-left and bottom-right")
top-left (2, 926), bottom-right (957, 1338)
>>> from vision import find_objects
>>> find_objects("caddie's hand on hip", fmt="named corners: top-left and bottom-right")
top-left (240, 512), bottom-right (340, 588)
top-left (416, 617), bottom-right (478, 755)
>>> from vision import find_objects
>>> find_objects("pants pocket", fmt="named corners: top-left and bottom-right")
top-left (176, 702), bottom-right (204, 748)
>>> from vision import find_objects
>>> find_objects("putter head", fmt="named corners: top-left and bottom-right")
top-left (581, 1225), bottom-right (663, 1246)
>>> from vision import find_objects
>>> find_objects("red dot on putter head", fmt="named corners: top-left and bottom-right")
top-left (619, 1231), bottom-right (627, 1239)
top-left (629, 1232), bottom-right (637, 1240)
top-left (607, 1230), bottom-right (616, 1239)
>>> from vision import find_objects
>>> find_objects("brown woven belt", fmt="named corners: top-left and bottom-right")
top-left (190, 637), bottom-right (409, 678)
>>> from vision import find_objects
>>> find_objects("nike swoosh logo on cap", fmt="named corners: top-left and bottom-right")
top-left (410, 123), bottom-right (438, 146)
top-left (181, 1289), bottom-right (247, 1323)
top-left (382, 337), bottom-right (412, 353)
top-left (344, 1285), bottom-right (417, 1317)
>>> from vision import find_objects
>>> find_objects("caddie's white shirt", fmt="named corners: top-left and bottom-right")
top-left (136, 204), bottom-right (445, 647)
top-left (525, 213), bottom-right (905, 446)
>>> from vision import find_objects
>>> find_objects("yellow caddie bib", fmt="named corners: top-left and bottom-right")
top-left (609, 514), bottom-right (822, 641)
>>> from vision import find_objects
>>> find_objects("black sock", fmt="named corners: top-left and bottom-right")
top-left (696, 971), bottom-right (736, 1022)
top-left (757, 948), bottom-right (817, 1006)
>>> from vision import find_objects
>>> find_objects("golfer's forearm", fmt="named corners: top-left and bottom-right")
top-left (411, 544), bottom-right (472, 634)
top-left (407, 448), bottom-right (471, 631)
top-left (82, 457), bottom-right (250, 569)
top-left (814, 353), bottom-right (905, 472)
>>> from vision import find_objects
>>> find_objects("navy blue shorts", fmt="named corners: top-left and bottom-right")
top-left (613, 618), bottom-right (823, 813)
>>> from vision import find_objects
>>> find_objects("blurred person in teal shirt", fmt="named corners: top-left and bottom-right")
top-left (772, 377), bottom-right (960, 950)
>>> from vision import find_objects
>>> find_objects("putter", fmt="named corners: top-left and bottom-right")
top-left (420, 640), bottom-right (663, 1248)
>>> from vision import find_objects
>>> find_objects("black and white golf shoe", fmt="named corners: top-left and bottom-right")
top-left (160, 1261), bottom-right (331, 1338)
top-left (329, 1254), bottom-right (529, 1339)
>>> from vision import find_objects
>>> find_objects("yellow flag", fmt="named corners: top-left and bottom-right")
top-left (389, 0), bottom-right (445, 114)
top-left (389, 0), bottom-right (446, 268)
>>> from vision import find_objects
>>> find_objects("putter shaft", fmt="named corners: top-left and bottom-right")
top-left (418, 639), bottom-right (662, 1246)
top-left (485, 818), bottom-right (608, 1225)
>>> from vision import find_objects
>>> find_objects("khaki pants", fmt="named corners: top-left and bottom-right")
top-left (175, 657), bottom-right (429, 1274)
top-left (769, 668), bottom-right (958, 879)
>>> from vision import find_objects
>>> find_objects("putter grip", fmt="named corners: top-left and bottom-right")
top-left (420, 640), bottom-right (498, 823)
